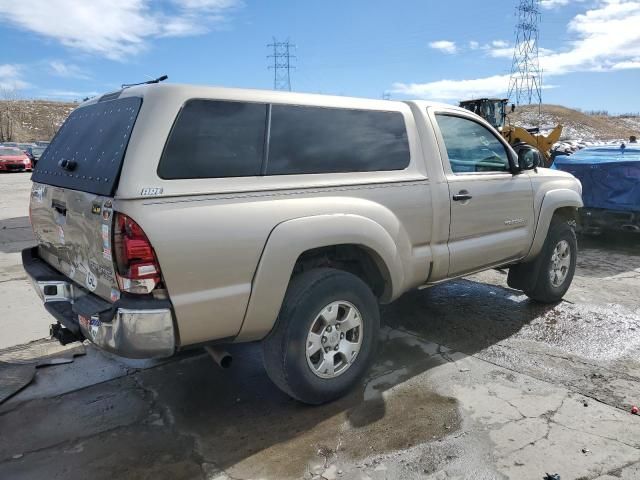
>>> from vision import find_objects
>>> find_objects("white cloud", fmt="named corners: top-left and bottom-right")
top-left (429, 40), bottom-right (458, 54)
top-left (486, 45), bottom-right (513, 58)
top-left (48, 61), bottom-right (90, 80)
top-left (540, 0), bottom-right (640, 75)
top-left (392, 74), bottom-right (556, 101)
top-left (394, 0), bottom-right (640, 101)
top-left (0, 0), bottom-right (241, 60)
top-left (484, 41), bottom-right (555, 60)
top-left (540, 0), bottom-right (572, 8)
top-left (462, 40), bottom-right (518, 59)
top-left (173, 0), bottom-right (240, 10)
top-left (540, 0), bottom-right (586, 9)
top-left (0, 64), bottom-right (29, 90)
top-left (611, 59), bottom-right (640, 70)
top-left (393, 75), bottom-right (511, 101)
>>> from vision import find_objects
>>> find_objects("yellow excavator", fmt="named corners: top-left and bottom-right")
top-left (459, 98), bottom-right (562, 167)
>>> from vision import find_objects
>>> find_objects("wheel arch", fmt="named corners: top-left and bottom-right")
top-left (523, 189), bottom-right (583, 262)
top-left (292, 244), bottom-right (393, 300)
top-left (235, 214), bottom-right (405, 342)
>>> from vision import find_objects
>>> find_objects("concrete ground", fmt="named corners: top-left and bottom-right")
top-left (1, 171), bottom-right (640, 479)
top-left (0, 172), bottom-right (52, 348)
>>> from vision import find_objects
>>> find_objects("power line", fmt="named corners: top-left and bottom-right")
top-left (267, 38), bottom-right (296, 91)
top-left (508, 0), bottom-right (543, 107)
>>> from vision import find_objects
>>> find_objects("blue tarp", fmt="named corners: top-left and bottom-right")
top-left (553, 145), bottom-right (640, 212)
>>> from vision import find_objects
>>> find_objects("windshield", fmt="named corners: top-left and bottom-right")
top-left (0, 148), bottom-right (23, 156)
top-left (481, 102), bottom-right (505, 129)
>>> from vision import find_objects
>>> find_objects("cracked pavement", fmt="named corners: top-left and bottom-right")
top-left (1, 172), bottom-right (640, 479)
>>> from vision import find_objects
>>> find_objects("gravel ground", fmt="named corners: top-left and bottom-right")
top-left (1, 171), bottom-right (639, 480)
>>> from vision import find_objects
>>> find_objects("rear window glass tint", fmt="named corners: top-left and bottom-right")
top-left (267, 105), bottom-right (410, 175)
top-left (31, 96), bottom-right (142, 196)
top-left (158, 99), bottom-right (267, 179)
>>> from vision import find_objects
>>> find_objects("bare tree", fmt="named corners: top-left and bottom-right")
top-left (0, 88), bottom-right (21, 142)
top-left (43, 116), bottom-right (58, 139)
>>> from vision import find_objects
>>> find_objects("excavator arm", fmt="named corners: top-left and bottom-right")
top-left (502, 124), bottom-right (563, 167)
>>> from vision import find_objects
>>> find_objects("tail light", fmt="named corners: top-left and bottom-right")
top-left (113, 212), bottom-right (163, 294)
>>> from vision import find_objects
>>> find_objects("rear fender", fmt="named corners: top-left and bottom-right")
top-left (235, 214), bottom-right (405, 342)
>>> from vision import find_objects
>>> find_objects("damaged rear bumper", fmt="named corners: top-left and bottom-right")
top-left (22, 247), bottom-right (176, 359)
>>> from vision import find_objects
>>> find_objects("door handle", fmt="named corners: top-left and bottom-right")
top-left (452, 191), bottom-right (473, 202)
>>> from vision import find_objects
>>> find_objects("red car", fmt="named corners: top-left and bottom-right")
top-left (0, 147), bottom-right (32, 172)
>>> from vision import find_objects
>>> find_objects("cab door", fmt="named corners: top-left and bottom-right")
top-left (433, 112), bottom-right (535, 276)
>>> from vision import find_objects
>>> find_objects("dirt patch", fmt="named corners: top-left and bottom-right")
top-left (342, 388), bottom-right (459, 456)
top-left (211, 384), bottom-right (460, 480)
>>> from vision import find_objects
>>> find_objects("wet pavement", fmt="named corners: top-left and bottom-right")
top-left (1, 172), bottom-right (640, 479)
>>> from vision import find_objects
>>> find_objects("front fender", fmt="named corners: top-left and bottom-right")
top-left (523, 188), bottom-right (583, 261)
top-left (235, 214), bottom-right (405, 342)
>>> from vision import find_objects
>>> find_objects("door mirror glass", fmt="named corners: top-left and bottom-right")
top-left (517, 146), bottom-right (542, 170)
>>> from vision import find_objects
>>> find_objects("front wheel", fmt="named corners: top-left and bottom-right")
top-left (524, 220), bottom-right (577, 303)
top-left (262, 268), bottom-right (380, 405)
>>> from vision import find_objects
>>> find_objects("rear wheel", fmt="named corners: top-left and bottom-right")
top-left (523, 220), bottom-right (577, 303)
top-left (262, 268), bottom-right (379, 404)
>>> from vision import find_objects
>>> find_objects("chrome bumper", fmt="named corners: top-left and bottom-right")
top-left (77, 307), bottom-right (175, 359)
top-left (23, 247), bottom-right (176, 359)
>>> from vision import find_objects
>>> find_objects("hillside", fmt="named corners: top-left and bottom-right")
top-left (510, 104), bottom-right (640, 142)
top-left (2, 100), bottom-right (639, 145)
top-left (0, 100), bottom-right (77, 143)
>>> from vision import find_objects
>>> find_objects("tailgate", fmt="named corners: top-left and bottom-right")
top-left (28, 94), bottom-right (143, 302)
top-left (30, 185), bottom-right (119, 301)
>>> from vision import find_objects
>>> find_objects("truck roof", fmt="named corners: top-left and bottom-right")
top-left (83, 83), bottom-right (460, 113)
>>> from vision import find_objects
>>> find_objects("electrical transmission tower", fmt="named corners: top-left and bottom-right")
top-left (267, 38), bottom-right (295, 91)
top-left (508, 0), bottom-right (542, 107)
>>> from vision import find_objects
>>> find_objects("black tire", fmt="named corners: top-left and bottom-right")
top-left (524, 220), bottom-right (577, 303)
top-left (262, 268), bottom-right (380, 405)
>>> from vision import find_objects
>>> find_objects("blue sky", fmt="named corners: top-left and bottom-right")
top-left (0, 0), bottom-right (638, 112)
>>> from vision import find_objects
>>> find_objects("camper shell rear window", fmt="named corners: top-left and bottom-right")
top-left (31, 96), bottom-right (142, 196)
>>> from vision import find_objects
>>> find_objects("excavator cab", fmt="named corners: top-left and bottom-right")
top-left (459, 98), bottom-right (510, 130)
top-left (459, 98), bottom-right (562, 167)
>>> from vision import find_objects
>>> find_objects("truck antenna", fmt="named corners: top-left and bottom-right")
top-left (121, 75), bottom-right (168, 89)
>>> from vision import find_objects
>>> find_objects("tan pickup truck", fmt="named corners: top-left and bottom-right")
top-left (23, 84), bottom-right (583, 404)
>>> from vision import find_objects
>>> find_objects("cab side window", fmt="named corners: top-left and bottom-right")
top-left (435, 114), bottom-right (510, 174)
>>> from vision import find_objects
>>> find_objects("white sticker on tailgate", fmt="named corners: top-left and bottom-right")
top-left (32, 186), bottom-right (45, 203)
top-left (85, 270), bottom-right (98, 291)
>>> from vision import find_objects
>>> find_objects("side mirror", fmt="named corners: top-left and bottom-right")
top-left (517, 146), bottom-right (541, 171)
